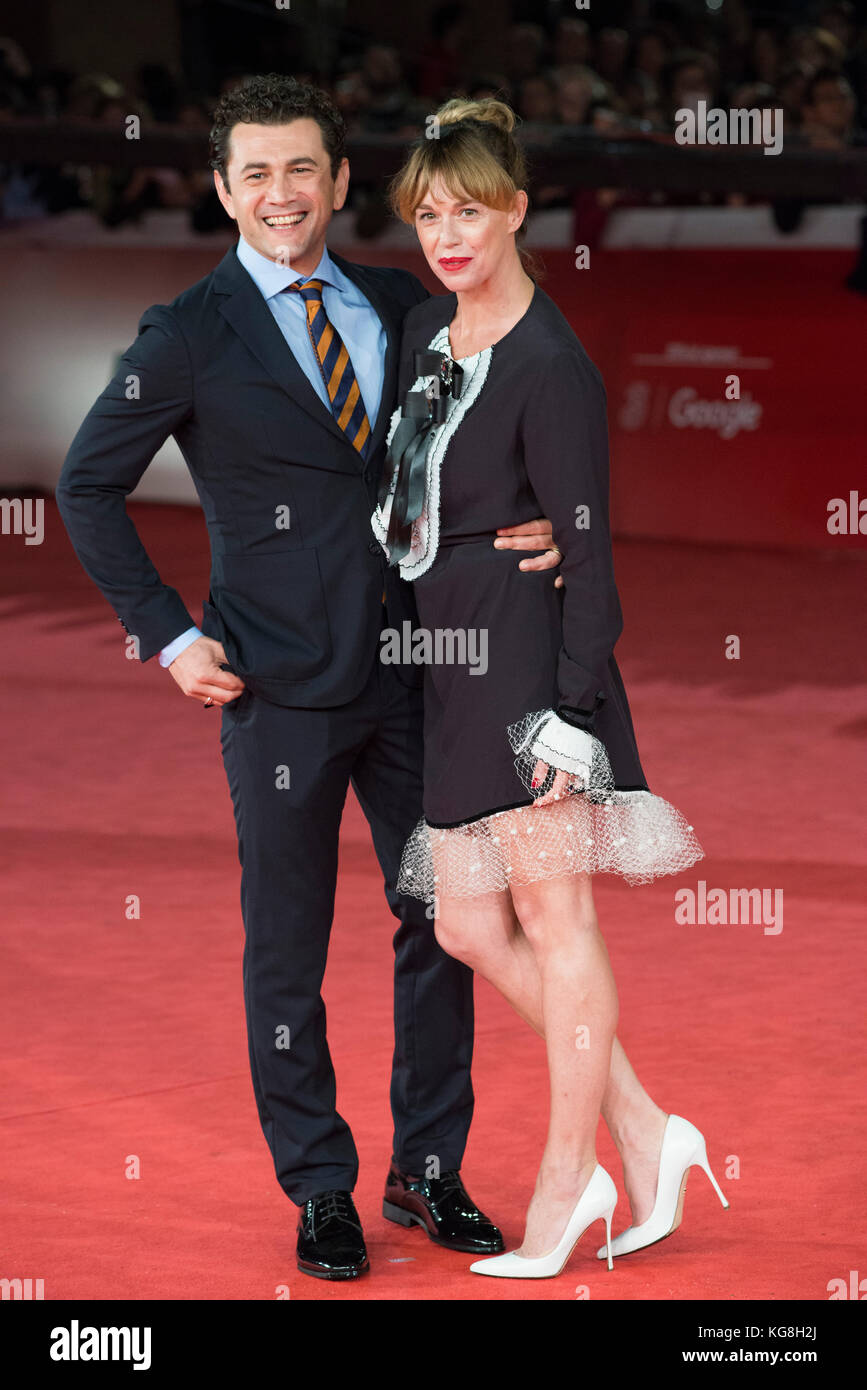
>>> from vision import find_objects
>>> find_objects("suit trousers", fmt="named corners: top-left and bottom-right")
top-left (219, 606), bottom-right (475, 1204)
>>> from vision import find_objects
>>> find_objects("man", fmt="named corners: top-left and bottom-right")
top-left (56, 74), bottom-right (561, 1280)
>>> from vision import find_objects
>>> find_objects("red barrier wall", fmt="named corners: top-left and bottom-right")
top-left (2, 242), bottom-right (863, 549)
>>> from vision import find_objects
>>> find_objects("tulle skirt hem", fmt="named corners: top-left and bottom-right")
top-left (396, 789), bottom-right (704, 907)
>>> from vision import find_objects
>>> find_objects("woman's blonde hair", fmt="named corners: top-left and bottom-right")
top-left (388, 96), bottom-right (544, 282)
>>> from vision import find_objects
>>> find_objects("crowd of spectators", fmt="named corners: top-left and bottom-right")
top-left (0, 0), bottom-right (864, 232)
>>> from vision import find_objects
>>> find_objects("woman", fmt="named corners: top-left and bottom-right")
top-left (372, 98), bottom-right (728, 1277)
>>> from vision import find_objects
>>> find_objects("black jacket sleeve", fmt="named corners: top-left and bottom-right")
top-left (519, 346), bottom-right (624, 724)
top-left (55, 303), bottom-right (197, 662)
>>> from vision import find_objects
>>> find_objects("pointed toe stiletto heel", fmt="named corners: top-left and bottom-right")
top-left (596, 1114), bottom-right (729, 1260)
top-left (470, 1164), bottom-right (618, 1278)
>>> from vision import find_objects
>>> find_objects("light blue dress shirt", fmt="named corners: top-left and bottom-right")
top-left (159, 235), bottom-right (387, 668)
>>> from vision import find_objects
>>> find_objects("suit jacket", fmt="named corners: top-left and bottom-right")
top-left (56, 244), bottom-right (430, 705)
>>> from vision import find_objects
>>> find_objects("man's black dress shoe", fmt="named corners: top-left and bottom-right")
top-left (296, 1189), bottom-right (369, 1280)
top-left (383, 1166), bottom-right (504, 1254)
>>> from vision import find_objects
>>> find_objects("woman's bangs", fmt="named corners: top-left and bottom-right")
top-left (409, 146), bottom-right (514, 218)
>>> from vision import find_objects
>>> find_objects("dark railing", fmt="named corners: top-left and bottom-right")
top-left (0, 119), bottom-right (864, 200)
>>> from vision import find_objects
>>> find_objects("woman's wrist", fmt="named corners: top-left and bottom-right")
top-left (556, 703), bottom-right (597, 733)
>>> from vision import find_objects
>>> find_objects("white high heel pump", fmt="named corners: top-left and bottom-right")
top-left (596, 1114), bottom-right (729, 1259)
top-left (470, 1163), bottom-right (618, 1278)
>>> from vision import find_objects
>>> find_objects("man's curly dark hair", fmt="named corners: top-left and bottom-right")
top-left (209, 73), bottom-right (346, 190)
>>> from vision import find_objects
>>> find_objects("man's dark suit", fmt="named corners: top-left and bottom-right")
top-left (56, 243), bottom-right (476, 1203)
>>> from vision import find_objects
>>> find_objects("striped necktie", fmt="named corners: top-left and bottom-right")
top-left (286, 278), bottom-right (372, 459)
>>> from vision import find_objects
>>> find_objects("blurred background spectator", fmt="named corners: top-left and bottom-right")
top-left (0, 0), bottom-right (864, 238)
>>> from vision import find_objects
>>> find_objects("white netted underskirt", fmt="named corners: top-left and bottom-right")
top-left (397, 710), bottom-right (704, 905)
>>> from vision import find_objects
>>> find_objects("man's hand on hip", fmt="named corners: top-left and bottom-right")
top-left (167, 636), bottom-right (246, 706)
top-left (494, 518), bottom-right (564, 589)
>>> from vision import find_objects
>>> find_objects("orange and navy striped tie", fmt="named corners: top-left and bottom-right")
top-left (286, 278), bottom-right (372, 459)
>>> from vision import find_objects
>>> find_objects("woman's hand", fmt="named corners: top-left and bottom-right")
top-left (530, 760), bottom-right (578, 806)
top-left (494, 519), bottom-right (564, 589)
top-left (526, 712), bottom-right (594, 802)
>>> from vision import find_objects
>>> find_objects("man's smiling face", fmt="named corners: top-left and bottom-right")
top-left (214, 118), bottom-right (349, 275)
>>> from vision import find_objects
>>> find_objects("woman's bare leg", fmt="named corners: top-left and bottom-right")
top-left (434, 884), bottom-right (667, 1227)
top-left (510, 872), bottom-right (617, 1254)
top-left (438, 872), bottom-right (617, 1256)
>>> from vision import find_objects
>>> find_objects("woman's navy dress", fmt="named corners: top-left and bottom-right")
top-left (372, 285), bottom-right (703, 905)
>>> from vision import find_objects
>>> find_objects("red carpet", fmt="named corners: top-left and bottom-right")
top-left (1, 501), bottom-right (865, 1301)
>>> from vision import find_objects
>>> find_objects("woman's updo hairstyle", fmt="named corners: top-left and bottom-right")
top-left (388, 96), bottom-right (544, 282)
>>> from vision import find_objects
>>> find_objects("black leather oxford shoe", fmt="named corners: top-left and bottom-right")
top-left (383, 1166), bottom-right (504, 1254)
top-left (296, 1189), bottom-right (369, 1280)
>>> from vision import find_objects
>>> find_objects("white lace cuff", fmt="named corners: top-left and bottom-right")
top-left (507, 707), bottom-right (616, 798)
top-left (528, 711), bottom-right (594, 780)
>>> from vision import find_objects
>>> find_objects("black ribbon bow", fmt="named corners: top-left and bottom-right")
top-left (378, 349), bottom-right (464, 566)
